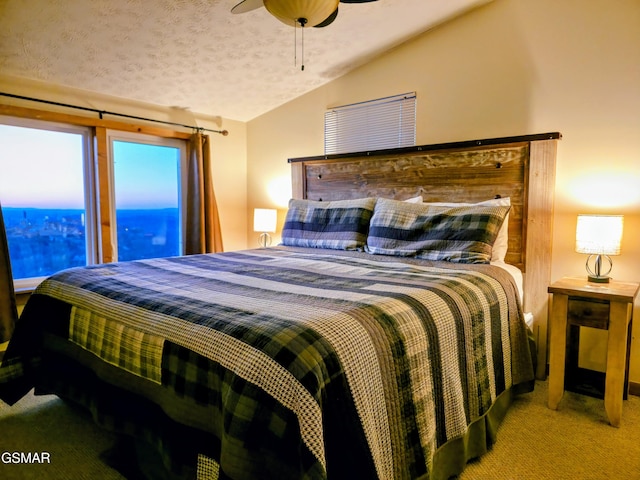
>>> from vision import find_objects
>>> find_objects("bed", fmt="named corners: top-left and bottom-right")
top-left (0, 132), bottom-right (560, 480)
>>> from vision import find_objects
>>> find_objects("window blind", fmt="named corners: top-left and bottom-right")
top-left (324, 92), bottom-right (416, 155)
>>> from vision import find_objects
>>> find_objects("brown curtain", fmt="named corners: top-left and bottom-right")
top-left (0, 201), bottom-right (18, 343)
top-left (185, 132), bottom-right (224, 254)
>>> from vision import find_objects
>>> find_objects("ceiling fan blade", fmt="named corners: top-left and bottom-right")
top-left (313, 8), bottom-right (338, 28)
top-left (231, 0), bottom-right (264, 14)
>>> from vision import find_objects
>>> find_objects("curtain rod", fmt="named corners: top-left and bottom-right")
top-left (0, 92), bottom-right (229, 136)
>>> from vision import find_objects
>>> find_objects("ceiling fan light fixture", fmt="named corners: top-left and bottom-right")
top-left (263, 0), bottom-right (339, 27)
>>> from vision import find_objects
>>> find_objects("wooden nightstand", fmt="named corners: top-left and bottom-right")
top-left (547, 277), bottom-right (639, 426)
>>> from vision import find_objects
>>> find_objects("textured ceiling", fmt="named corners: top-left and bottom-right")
top-left (0, 0), bottom-right (489, 122)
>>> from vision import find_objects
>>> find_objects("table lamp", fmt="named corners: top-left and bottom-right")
top-left (254, 208), bottom-right (277, 248)
top-left (575, 214), bottom-right (623, 283)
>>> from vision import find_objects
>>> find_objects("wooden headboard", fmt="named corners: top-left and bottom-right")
top-left (289, 132), bottom-right (561, 379)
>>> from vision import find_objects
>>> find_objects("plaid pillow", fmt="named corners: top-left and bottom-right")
top-left (426, 197), bottom-right (511, 262)
top-left (366, 198), bottom-right (511, 263)
top-left (281, 197), bottom-right (376, 250)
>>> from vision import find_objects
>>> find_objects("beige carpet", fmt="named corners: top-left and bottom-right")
top-left (0, 391), bottom-right (126, 480)
top-left (1, 380), bottom-right (639, 479)
top-left (460, 380), bottom-right (640, 479)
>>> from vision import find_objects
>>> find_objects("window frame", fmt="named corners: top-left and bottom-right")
top-left (0, 104), bottom-right (192, 290)
top-left (106, 129), bottom-right (188, 262)
top-left (0, 115), bottom-right (97, 290)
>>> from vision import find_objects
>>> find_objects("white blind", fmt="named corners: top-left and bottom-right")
top-left (324, 92), bottom-right (416, 155)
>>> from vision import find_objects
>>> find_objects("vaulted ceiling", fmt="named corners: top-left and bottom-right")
top-left (0, 0), bottom-right (490, 121)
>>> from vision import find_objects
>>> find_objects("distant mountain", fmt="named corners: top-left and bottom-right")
top-left (2, 207), bottom-right (180, 279)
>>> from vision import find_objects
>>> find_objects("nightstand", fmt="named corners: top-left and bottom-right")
top-left (547, 277), bottom-right (639, 426)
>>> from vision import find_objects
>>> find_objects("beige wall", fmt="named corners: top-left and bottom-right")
top-left (247, 0), bottom-right (640, 380)
top-left (0, 74), bottom-right (249, 251)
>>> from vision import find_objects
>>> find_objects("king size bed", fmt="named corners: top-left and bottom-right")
top-left (0, 132), bottom-right (560, 479)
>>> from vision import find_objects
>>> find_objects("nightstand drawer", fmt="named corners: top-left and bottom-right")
top-left (567, 297), bottom-right (609, 329)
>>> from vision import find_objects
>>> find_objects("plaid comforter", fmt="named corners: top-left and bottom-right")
top-left (0, 247), bottom-right (533, 479)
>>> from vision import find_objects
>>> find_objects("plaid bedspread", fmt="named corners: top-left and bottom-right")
top-left (0, 247), bottom-right (533, 479)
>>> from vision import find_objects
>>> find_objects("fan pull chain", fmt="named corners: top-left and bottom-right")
top-left (301, 22), bottom-right (305, 71)
top-left (294, 18), bottom-right (307, 71)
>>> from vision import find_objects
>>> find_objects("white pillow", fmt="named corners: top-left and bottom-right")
top-left (425, 197), bottom-right (510, 262)
top-left (403, 195), bottom-right (423, 203)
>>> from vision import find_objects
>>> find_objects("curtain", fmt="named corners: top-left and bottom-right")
top-left (0, 201), bottom-right (18, 344)
top-left (185, 132), bottom-right (224, 254)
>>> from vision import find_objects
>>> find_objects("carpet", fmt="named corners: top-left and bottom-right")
top-left (1, 380), bottom-right (639, 479)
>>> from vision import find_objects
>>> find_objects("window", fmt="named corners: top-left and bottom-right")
top-left (324, 92), bottom-right (416, 155)
top-left (0, 116), bottom-right (188, 289)
top-left (0, 119), bottom-right (95, 289)
top-left (109, 132), bottom-right (187, 262)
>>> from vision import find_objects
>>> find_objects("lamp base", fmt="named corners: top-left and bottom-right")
top-left (258, 232), bottom-right (272, 248)
top-left (587, 274), bottom-right (610, 284)
top-left (585, 254), bottom-right (613, 284)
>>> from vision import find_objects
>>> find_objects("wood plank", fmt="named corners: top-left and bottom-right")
top-left (95, 127), bottom-right (114, 264)
top-left (290, 162), bottom-right (304, 200)
top-left (524, 139), bottom-right (558, 379)
top-left (288, 132), bottom-right (561, 162)
top-left (605, 301), bottom-right (632, 426)
top-left (0, 104), bottom-right (191, 140)
top-left (548, 293), bottom-right (568, 410)
top-left (548, 277), bottom-right (640, 303)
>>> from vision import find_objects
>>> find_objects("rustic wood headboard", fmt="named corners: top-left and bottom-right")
top-left (289, 132), bottom-right (561, 379)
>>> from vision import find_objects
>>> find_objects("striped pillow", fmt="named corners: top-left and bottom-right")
top-left (281, 197), bottom-right (376, 250)
top-left (366, 198), bottom-right (511, 263)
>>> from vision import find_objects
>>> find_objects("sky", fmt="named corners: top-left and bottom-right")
top-left (0, 124), bottom-right (179, 209)
top-left (113, 140), bottom-right (179, 209)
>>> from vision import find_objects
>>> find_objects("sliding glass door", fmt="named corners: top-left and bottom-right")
top-left (109, 132), bottom-right (187, 262)
top-left (0, 119), bottom-right (189, 288)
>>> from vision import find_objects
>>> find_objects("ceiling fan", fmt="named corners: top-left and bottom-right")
top-left (231, 0), bottom-right (378, 28)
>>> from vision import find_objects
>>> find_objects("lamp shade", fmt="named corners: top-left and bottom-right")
top-left (253, 208), bottom-right (277, 233)
top-left (263, 0), bottom-right (339, 27)
top-left (575, 214), bottom-right (623, 255)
